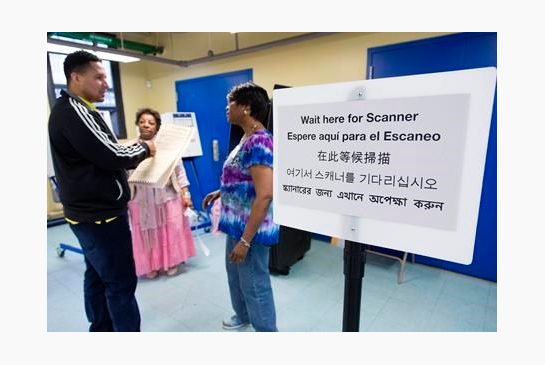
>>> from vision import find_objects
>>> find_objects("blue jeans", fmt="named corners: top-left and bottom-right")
top-left (225, 236), bottom-right (278, 332)
top-left (70, 215), bottom-right (141, 331)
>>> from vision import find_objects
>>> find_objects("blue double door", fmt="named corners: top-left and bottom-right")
top-left (175, 69), bottom-right (253, 208)
top-left (367, 32), bottom-right (497, 281)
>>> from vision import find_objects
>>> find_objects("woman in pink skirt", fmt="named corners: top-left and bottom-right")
top-left (128, 108), bottom-right (196, 279)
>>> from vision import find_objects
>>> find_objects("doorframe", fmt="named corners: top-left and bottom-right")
top-left (174, 69), bottom-right (253, 208)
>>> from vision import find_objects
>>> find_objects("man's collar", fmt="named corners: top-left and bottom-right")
top-left (61, 89), bottom-right (97, 111)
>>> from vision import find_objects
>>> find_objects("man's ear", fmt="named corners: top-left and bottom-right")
top-left (70, 72), bottom-right (79, 84)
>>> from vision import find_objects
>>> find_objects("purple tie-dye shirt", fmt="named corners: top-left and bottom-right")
top-left (219, 129), bottom-right (279, 246)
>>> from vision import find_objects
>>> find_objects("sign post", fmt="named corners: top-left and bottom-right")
top-left (342, 240), bottom-right (366, 331)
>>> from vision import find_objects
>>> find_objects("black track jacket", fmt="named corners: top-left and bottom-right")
top-left (48, 90), bottom-right (150, 222)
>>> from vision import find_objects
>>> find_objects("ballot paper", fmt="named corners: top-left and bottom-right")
top-left (128, 123), bottom-right (194, 188)
top-left (185, 208), bottom-right (211, 256)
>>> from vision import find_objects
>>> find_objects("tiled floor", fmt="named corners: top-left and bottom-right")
top-left (47, 223), bottom-right (496, 332)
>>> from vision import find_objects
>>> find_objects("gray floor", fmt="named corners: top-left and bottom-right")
top-left (47, 223), bottom-right (496, 332)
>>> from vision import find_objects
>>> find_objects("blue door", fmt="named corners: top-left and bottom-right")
top-left (175, 69), bottom-right (253, 208)
top-left (367, 33), bottom-right (497, 281)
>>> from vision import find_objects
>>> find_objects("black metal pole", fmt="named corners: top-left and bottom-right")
top-left (342, 240), bottom-right (366, 332)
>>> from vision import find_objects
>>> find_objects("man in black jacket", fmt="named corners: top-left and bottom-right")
top-left (49, 50), bottom-right (155, 331)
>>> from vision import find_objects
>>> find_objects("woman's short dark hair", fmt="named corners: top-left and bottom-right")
top-left (227, 82), bottom-right (270, 123)
top-left (63, 50), bottom-right (100, 85)
top-left (135, 108), bottom-right (162, 131)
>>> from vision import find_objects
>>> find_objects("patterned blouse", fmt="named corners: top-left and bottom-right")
top-left (219, 129), bottom-right (279, 246)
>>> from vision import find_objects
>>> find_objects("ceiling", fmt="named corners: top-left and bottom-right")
top-left (48, 32), bottom-right (335, 67)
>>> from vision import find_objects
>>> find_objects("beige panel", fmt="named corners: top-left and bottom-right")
top-left (46, 101), bottom-right (64, 219)
top-left (119, 61), bottom-right (150, 140)
top-left (153, 32), bottom-right (307, 61)
top-left (47, 176), bottom-right (64, 220)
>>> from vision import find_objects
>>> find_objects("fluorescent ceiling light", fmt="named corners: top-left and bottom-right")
top-left (46, 42), bottom-right (140, 63)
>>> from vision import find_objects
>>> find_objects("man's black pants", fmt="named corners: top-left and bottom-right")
top-left (70, 215), bottom-right (140, 332)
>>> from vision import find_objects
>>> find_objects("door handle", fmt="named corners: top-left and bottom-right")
top-left (212, 139), bottom-right (219, 161)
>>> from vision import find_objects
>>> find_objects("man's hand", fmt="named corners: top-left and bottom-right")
top-left (144, 140), bottom-right (156, 157)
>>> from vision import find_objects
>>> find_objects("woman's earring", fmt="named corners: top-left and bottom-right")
top-left (244, 110), bottom-right (248, 114)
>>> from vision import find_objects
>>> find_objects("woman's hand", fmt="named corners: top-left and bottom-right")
top-left (202, 190), bottom-right (221, 210)
top-left (183, 195), bottom-right (194, 209)
top-left (229, 241), bottom-right (250, 264)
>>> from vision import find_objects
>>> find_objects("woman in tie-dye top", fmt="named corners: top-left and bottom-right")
top-left (202, 82), bottom-right (279, 332)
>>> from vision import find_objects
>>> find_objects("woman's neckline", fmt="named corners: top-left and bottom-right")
top-left (243, 127), bottom-right (266, 138)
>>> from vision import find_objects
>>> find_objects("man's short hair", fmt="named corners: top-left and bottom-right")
top-left (63, 50), bottom-right (101, 84)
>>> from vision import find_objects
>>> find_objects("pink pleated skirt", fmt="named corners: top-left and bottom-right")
top-left (128, 196), bottom-right (196, 277)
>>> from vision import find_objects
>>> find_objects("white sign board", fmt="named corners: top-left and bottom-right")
top-left (161, 112), bottom-right (203, 158)
top-left (273, 67), bottom-right (496, 264)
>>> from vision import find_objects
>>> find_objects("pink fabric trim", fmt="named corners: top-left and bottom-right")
top-left (211, 198), bottom-right (221, 235)
top-left (128, 196), bottom-right (195, 276)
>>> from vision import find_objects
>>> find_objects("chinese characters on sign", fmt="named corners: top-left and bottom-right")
top-left (277, 94), bottom-right (470, 231)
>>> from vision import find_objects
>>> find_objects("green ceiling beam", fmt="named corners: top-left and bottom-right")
top-left (48, 32), bottom-right (163, 55)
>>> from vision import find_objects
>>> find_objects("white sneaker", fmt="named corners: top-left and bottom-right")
top-left (222, 315), bottom-right (249, 330)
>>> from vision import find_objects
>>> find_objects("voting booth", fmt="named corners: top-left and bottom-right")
top-left (266, 86), bottom-right (312, 275)
top-left (161, 112), bottom-right (203, 158)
